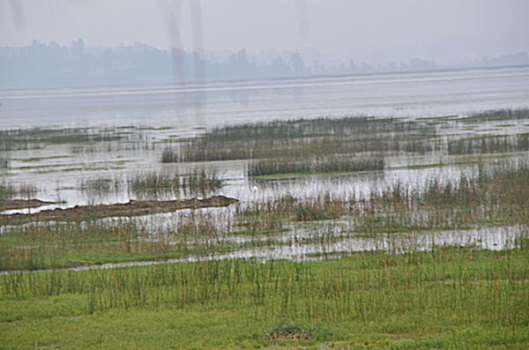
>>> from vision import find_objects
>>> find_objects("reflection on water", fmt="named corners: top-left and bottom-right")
top-left (1, 67), bottom-right (528, 130)
top-left (1, 224), bottom-right (526, 276)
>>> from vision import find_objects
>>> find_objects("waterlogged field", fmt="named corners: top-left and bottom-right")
top-left (1, 108), bottom-right (529, 348)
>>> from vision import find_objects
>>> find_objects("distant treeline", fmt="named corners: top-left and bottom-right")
top-left (0, 40), bottom-right (323, 88)
top-left (1, 40), bottom-right (528, 89)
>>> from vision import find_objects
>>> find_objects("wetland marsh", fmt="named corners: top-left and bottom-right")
top-left (1, 70), bottom-right (529, 348)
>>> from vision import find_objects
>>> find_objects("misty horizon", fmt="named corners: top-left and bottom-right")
top-left (1, 38), bottom-right (528, 89)
top-left (1, 0), bottom-right (528, 66)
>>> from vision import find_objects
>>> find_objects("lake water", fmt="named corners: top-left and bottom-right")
top-left (1, 66), bottom-right (529, 131)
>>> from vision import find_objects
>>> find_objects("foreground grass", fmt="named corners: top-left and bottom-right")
top-left (1, 247), bottom-right (528, 348)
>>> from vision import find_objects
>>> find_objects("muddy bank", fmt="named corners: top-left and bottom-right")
top-left (0, 199), bottom-right (59, 211)
top-left (0, 195), bottom-right (238, 225)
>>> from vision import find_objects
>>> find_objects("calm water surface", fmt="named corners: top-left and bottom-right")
top-left (1, 67), bottom-right (528, 131)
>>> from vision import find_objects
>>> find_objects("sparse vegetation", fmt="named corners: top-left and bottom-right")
top-left (248, 156), bottom-right (384, 177)
top-left (0, 127), bottom-right (123, 151)
top-left (78, 169), bottom-right (223, 202)
top-left (460, 108), bottom-right (529, 123)
top-left (447, 133), bottom-right (529, 155)
top-left (161, 116), bottom-right (440, 163)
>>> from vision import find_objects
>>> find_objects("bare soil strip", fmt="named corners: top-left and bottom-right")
top-left (1, 195), bottom-right (238, 225)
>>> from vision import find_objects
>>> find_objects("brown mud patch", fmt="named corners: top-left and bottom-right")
top-left (0, 195), bottom-right (238, 225)
top-left (0, 199), bottom-right (59, 211)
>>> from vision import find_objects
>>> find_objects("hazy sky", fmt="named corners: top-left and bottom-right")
top-left (1, 0), bottom-right (528, 64)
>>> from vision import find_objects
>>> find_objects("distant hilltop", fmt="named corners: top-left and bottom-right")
top-left (1, 40), bottom-right (528, 89)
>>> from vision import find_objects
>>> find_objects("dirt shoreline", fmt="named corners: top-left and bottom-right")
top-left (1, 199), bottom-right (59, 210)
top-left (0, 195), bottom-right (238, 225)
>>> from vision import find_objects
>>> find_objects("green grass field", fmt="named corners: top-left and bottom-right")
top-left (1, 247), bottom-right (528, 349)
